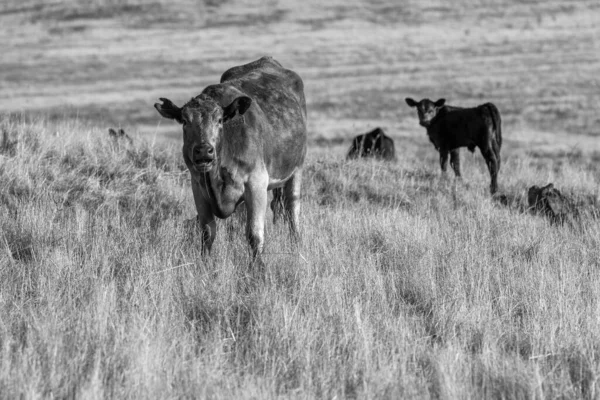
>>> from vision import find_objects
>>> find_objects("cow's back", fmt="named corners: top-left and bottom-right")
top-left (220, 56), bottom-right (283, 83)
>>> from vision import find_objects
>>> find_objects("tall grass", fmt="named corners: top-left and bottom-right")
top-left (1, 115), bottom-right (599, 398)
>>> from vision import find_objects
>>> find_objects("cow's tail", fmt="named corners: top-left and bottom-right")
top-left (484, 103), bottom-right (502, 149)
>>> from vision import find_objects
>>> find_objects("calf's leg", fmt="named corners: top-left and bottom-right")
top-left (450, 149), bottom-right (461, 177)
top-left (481, 148), bottom-right (499, 194)
top-left (493, 140), bottom-right (501, 170)
top-left (439, 150), bottom-right (449, 173)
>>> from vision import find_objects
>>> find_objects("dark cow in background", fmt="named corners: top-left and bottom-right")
top-left (528, 183), bottom-right (579, 225)
top-left (108, 128), bottom-right (133, 145)
top-left (154, 56), bottom-right (307, 259)
top-left (347, 127), bottom-right (396, 161)
top-left (405, 98), bottom-right (502, 194)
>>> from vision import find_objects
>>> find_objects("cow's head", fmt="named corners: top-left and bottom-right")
top-left (108, 128), bottom-right (133, 145)
top-left (154, 95), bottom-right (252, 173)
top-left (405, 98), bottom-right (446, 127)
top-left (528, 183), bottom-right (557, 210)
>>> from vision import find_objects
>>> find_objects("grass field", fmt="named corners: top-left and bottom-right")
top-left (1, 0), bottom-right (600, 398)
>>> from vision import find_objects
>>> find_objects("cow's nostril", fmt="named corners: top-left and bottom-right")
top-left (207, 147), bottom-right (214, 155)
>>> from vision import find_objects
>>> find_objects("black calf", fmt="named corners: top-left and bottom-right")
top-left (347, 127), bottom-right (396, 161)
top-left (405, 98), bottom-right (502, 194)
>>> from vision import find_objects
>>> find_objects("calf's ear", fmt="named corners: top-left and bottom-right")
top-left (434, 98), bottom-right (446, 107)
top-left (223, 96), bottom-right (252, 122)
top-left (405, 98), bottom-right (418, 107)
top-left (108, 128), bottom-right (118, 137)
top-left (154, 98), bottom-right (183, 124)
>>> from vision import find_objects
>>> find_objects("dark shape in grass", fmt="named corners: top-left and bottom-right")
top-left (2, 222), bottom-right (35, 263)
top-left (0, 191), bottom-right (18, 218)
top-left (567, 351), bottom-right (594, 400)
top-left (1, 128), bottom-right (18, 157)
top-left (347, 127), bottom-right (396, 161)
top-left (528, 183), bottom-right (579, 225)
top-left (108, 128), bottom-right (133, 146)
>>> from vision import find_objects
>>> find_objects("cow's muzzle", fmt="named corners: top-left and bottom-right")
top-left (192, 144), bottom-right (215, 172)
top-left (419, 120), bottom-right (431, 127)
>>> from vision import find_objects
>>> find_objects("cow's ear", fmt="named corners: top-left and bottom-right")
top-left (108, 128), bottom-right (118, 137)
top-left (434, 98), bottom-right (446, 107)
top-left (154, 98), bottom-right (183, 124)
top-left (223, 96), bottom-right (252, 122)
top-left (405, 98), bottom-right (418, 108)
top-left (118, 129), bottom-right (126, 137)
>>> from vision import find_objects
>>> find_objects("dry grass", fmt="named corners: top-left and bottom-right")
top-left (1, 113), bottom-right (599, 398)
top-left (1, 0), bottom-right (600, 398)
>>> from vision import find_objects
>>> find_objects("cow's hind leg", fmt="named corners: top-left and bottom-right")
top-left (281, 169), bottom-right (302, 241)
top-left (450, 149), bottom-right (461, 178)
top-left (270, 188), bottom-right (284, 225)
top-left (493, 140), bottom-right (501, 170)
top-left (481, 147), bottom-right (499, 194)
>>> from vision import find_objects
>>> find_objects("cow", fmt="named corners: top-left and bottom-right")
top-left (405, 98), bottom-right (502, 194)
top-left (154, 56), bottom-right (307, 259)
top-left (108, 128), bottom-right (133, 146)
top-left (347, 127), bottom-right (396, 161)
top-left (528, 183), bottom-right (578, 225)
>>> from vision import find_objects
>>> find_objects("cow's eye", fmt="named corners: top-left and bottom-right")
top-left (218, 118), bottom-right (222, 124)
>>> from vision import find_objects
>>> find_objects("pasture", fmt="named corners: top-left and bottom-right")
top-left (1, 0), bottom-right (600, 398)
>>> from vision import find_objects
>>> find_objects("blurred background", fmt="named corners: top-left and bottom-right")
top-left (1, 0), bottom-right (599, 145)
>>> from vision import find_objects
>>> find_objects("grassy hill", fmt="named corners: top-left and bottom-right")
top-left (1, 0), bottom-right (600, 398)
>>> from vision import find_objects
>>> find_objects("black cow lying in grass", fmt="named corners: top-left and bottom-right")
top-left (405, 98), bottom-right (502, 194)
top-left (528, 183), bottom-right (578, 225)
top-left (347, 127), bottom-right (396, 161)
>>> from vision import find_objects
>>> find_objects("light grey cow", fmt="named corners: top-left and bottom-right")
top-left (155, 56), bottom-right (307, 259)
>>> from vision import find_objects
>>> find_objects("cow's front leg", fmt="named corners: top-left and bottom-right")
top-left (191, 177), bottom-right (217, 253)
top-left (245, 175), bottom-right (268, 259)
top-left (439, 150), bottom-right (449, 173)
top-left (450, 149), bottom-right (461, 178)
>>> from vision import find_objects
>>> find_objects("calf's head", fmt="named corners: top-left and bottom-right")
top-left (405, 98), bottom-right (446, 127)
top-left (154, 95), bottom-right (252, 173)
